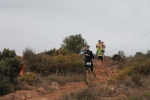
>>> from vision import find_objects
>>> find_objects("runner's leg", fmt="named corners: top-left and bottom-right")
top-left (85, 62), bottom-right (89, 83)
top-left (90, 65), bottom-right (96, 78)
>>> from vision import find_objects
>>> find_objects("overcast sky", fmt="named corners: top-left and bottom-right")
top-left (0, 0), bottom-right (150, 56)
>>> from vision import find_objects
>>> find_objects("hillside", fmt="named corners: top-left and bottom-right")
top-left (0, 59), bottom-right (120, 100)
top-left (1, 58), bottom-right (150, 100)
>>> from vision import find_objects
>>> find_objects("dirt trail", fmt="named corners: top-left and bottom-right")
top-left (37, 59), bottom-right (117, 100)
top-left (42, 82), bottom-right (87, 100)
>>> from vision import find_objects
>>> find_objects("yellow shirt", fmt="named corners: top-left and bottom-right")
top-left (96, 43), bottom-right (103, 50)
top-left (97, 48), bottom-right (103, 56)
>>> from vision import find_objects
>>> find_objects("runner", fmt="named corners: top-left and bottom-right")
top-left (84, 45), bottom-right (96, 84)
top-left (20, 64), bottom-right (24, 76)
top-left (97, 45), bottom-right (104, 67)
top-left (96, 40), bottom-right (103, 54)
top-left (101, 41), bottom-right (106, 60)
top-left (102, 41), bottom-right (105, 53)
top-left (96, 40), bottom-right (102, 50)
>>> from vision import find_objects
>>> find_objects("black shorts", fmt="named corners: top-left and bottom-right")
top-left (98, 56), bottom-right (103, 61)
top-left (85, 62), bottom-right (93, 71)
top-left (102, 50), bottom-right (105, 52)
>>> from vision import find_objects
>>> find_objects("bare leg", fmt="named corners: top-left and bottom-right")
top-left (102, 54), bottom-right (104, 66)
top-left (86, 70), bottom-right (89, 82)
top-left (91, 71), bottom-right (96, 78)
top-left (101, 60), bottom-right (103, 66)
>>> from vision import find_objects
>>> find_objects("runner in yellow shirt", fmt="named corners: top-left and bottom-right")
top-left (97, 45), bottom-right (104, 67)
top-left (96, 40), bottom-right (102, 50)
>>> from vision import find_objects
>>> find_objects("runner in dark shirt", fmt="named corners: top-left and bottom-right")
top-left (84, 45), bottom-right (96, 84)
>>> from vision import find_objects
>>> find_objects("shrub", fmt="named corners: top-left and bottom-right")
top-left (117, 92), bottom-right (150, 100)
top-left (23, 48), bottom-right (37, 71)
top-left (146, 50), bottom-right (150, 58)
top-left (0, 57), bottom-right (22, 83)
top-left (130, 73), bottom-right (142, 86)
top-left (21, 72), bottom-right (38, 85)
top-left (44, 48), bottom-right (72, 56)
top-left (0, 49), bottom-right (22, 95)
top-left (112, 51), bottom-right (126, 61)
top-left (128, 59), bottom-right (150, 75)
top-left (0, 49), bottom-right (21, 81)
top-left (60, 87), bottom-right (100, 100)
top-left (112, 54), bottom-right (121, 61)
top-left (32, 53), bottom-right (84, 75)
top-left (60, 83), bottom-right (120, 100)
top-left (61, 34), bottom-right (87, 54)
top-left (0, 76), bottom-right (10, 95)
top-left (134, 52), bottom-right (144, 57)
top-left (52, 54), bottom-right (84, 74)
top-left (46, 75), bottom-right (66, 85)
top-left (112, 51), bottom-right (126, 70)
top-left (23, 48), bottom-right (84, 76)
top-left (0, 51), bottom-right (2, 60)
top-left (115, 56), bottom-right (150, 86)
top-left (1, 48), bottom-right (16, 59)
top-left (44, 48), bottom-right (56, 55)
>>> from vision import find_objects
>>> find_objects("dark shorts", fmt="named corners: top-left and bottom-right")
top-left (102, 50), bottom-right (105, 52)
top-left (98, 56), bottom-right (103, 61)
top-left (85, 62), bottom-right (93, 71)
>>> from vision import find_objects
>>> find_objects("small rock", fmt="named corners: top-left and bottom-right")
top-left (116, 94), bottom-right (126, 99)
top-left (51, 82), bottom-right (59, 87)
top-left (110, 87), bottom-right (114, 91)
top-left (20, 96), bottom-right (26, 100)
top-left (37, 87), bottom-right (46, 94)
top-left (26, 92), bottom-right (32, 98)
top-left (51, 86), bottom-right (60, 90)
top-left (51, 82), bottom-right (60, 90)
top-left (41, 98), bottom-right (48, 100)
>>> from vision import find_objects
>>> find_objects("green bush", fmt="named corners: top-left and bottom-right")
top-left (44, 48), bottom-right (56, 55)
top-left (0, 57), bottom-right (21, 83)
top-left (0, 49), bottom-right (21, 95)
top-left (61, 34), bottom-right (87, 54)
top-left (146, 50), bottom-right (150, 58)
top-left (1, 48), bottom-right (16, 59)
top-left (0, 51), bottom-right (2, 60)
top-left (112, 54), bottom-right (121, 61)
top-left (52, 54), bottom-right (84, 74)
top-left (130, 73), bottom-right (142, 86)
top-left (134, 52), bottom-right (144, 57)
top-left (0, 76), bottom-right (10, 95)
top-left (23, 49), bottom-right (84, 75)
top-left (21, 72), bottom-right (38, 85)
top-left (127, 58), bottom-right (150, 76)
top-left (112, 51), bottom-right (126, 61)
top-left (23, 48), bottom-right (37, 71)
top-left (116, 56), bottom-right (150, 86)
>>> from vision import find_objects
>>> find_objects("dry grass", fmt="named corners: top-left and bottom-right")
top-left (60, 82), bottom-right (121, 100)
top-left (117, 92), bottom-right (150, 100)
top-left (46, 74), bottom-right (85, 85)
top-left (15, 73), bottom-right (85, 94)
top-left (60, 86), bottom-right (101, 100)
